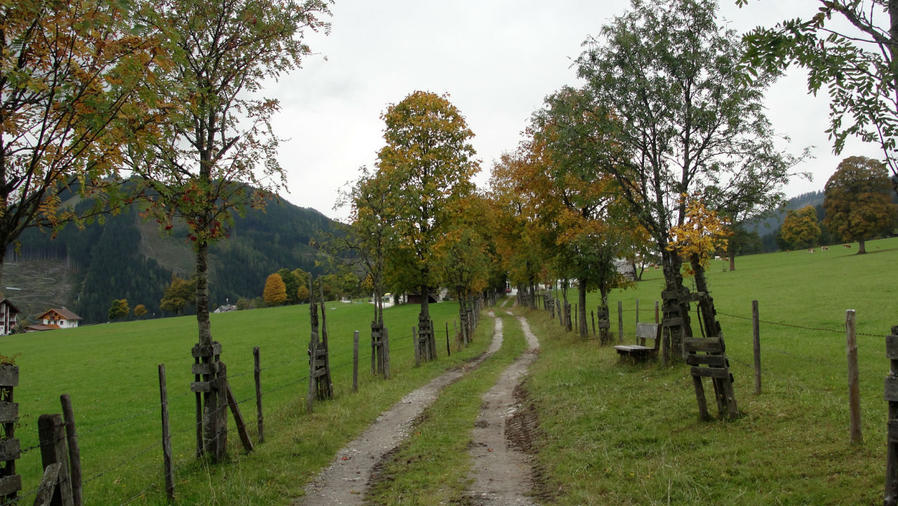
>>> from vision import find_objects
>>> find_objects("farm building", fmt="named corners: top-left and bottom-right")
top-left (0, 299), bottom-right (19, 335)
top-left (36, 307), bottom-right (82, 329)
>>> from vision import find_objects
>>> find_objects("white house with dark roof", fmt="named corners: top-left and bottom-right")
top-left (36, 307), bottom-right (82, 329)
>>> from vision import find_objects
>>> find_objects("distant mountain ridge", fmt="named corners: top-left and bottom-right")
top-left (7, 195), bottom-right (345, 324)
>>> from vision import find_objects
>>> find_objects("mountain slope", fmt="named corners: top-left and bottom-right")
top-left (9, 196), bottom-right (345, 323)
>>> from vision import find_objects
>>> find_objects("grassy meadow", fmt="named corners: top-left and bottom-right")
top-left (2, 236), bottom-right (897, 504)
top-left (1, 298), bottom-right (492, 504)
top-left (526, 236), bottom-right (898, 503)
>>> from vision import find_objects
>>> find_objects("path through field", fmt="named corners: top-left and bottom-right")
top-left (464, 313), bottom-right (541, 504)
top-left (298, 313), bottom-right (505, 505)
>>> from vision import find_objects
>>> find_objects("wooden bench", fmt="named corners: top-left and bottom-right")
top-left (614, 322), bottom-right (660, 361)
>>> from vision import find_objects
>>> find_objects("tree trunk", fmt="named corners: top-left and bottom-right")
top-left (691, 254), bottom-right (721, 339)
top-left (660, 248), bottom-right (693, 359)
top-left (196, 240), bottom-right (212, 346)
top-left (599, 288), bottom-right (610, 344)
top-left (858, 239), bottom-right (867, 254)
top-left (578, 278), bottom-right (588, 338)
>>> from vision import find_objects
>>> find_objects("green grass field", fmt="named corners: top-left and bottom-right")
top-left (1, 298), bottom-right (489, 504)
top-left (527, 236), bottom-right (898, 503)
top-left (4, 236), bottom-right (897, 504)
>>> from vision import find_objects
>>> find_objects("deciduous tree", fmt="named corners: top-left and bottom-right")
top-left (740, 1), bottom-right (898, 186)
top-left (263, 273), bottom-right (287, 306)
top-left (160, 276), bottom-right (196, 315)
top-left (0, 0), bottom-right (159, 285)
top-left (377, 91), bottom-right (479, 360)
top-left (824, 156), bottom-right (897, 254)
top-left (780, 205), bottom-right (822, 250)
top-left (133, 304), bottom-right (148, 318)
top-left (108, 299), bottom-right (130, 320)
top-left (576, 0), bottom-right (795, 349)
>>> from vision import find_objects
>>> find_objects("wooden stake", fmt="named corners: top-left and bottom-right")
top-left (413, 326), bottom-right (420, 366)
top-left (253, 347), bottom-right (263, 443)
top-left (752, 301), bottom-right (761, 395)
top-left (445, 322), bottom-right (450, 357)
top-left (225, 380), bottom-right (254, 453)
top-left (635, 299), bottom-right (639, 323)
top-left (59, 395), bottom-right (82, 506)
top-left (38, 414), bottom-right (73, 506)
top-left (157, 365), bottom-right (174, 502)
top-left (846, 309), bottom-right (862, 445)
top-left (617, 301), bottom-right (624, 344)
top-left (353, 330), bottom-right (359, 393)
top-left (654, 301), bottom-right (659, 323)
top-left (383, 327), bottom-right (391, 379)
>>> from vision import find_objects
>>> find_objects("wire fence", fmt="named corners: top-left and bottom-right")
top-left (2, 306), bottom-right (477, 505)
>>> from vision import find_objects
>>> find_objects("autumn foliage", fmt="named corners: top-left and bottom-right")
top-left (824, 156), bottom-right (897, 254)
top-left (263, 273), bottom-right (287, 306)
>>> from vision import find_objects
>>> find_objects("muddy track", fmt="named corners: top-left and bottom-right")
top-left (297, 314), bottom-right (504, 505)
top-left (462, 315), bottom-right (541, 505)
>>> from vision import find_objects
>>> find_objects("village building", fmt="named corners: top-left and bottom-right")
top-left (0, 299), bottom-right (19, 335)
top-left (35, 307), bottom-right (82, 330)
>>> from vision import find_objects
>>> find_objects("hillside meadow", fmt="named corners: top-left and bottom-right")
top-left (0, 298), bottom-right (492, 504)
top-left (2, 236), bottom-right (897, 504)
top-left (526, 236), bottom-right (898, 503)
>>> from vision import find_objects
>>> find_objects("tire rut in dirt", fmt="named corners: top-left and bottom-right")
top-left (506, 383), bottom-right (554, 503)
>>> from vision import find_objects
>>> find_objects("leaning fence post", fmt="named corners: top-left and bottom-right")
top-left (752, 301), bottom-right (761, 395)
top-left (59, 395), bottom-right (81, 506)
top-left (253, 347), bottom-right (263, 443)
top-left (38, 414), bottom-right (73, 506)
top-left (158, 365), bottom-right (174, 502)
top-left (353, 331), bottom-right (359, 393)
top-left (617, 301), bottom-right (624, 344)
top-left (846, 309), bottom-right (862, 445)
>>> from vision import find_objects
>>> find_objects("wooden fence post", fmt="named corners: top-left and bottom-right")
top-left (445, 322), bottom-right (450, 357)
top-left (752, 300), bottom-right (761, 395)
top-left (59, 395), bottom-right (81, 506)
top-left (635, 299), bottom-right (639, 323)
top-left (617, 301), bottom-right (624, 344)
top-left (38, 414), bottom-right (73, 506)
top-left (253, 347), bottom-right (263, 443)
top-left (884, 325), bottom-right (898, 504)
top-left (0, 363), bottom-right (20, 504)
top-left (158, 365), bottom-right (174, 502)
top-left (353, 331), bottom-right (359, 393)
top-left (654, 301), bottom-right (659, 324)
top-left (383, 327), bottom-right (391, 379)
top-left (413, 326), bottom-right (420, 366)
top-left (591, 311), bottom-right (596, 337)
top-left (846, 309), bottom-right (862, 445)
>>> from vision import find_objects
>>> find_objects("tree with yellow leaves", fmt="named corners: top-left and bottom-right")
top-left (263, 273), bottom-right (287, 306)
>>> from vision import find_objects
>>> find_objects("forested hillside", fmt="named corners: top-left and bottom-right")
top-left (8, 197), bottom-right (345, 323)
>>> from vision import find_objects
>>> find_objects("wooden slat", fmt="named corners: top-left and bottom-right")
top-left (191, 342), bottom-right (222, 358)
top-left (0, 365), bottom-right (18, 387)
top-left (0, 401), bottom-right (17, 423)
top-left (0, 437), bottom-right (19, 460)
top-left (686, 355), bottom-right (728, 367)
top-left (662, 317), bottom-right (684, 328)
top-left (33, 463), bottom-right (60, 506)
top-left (312, 368), bottom-right (328, 378)
top-left (886, 376), bottom-right (898, 402)
top-left (685, 337), bottom-right (724, 353)
top-left (190, 381), bottom-right (212, 393)
top-left (888, 335), bottom-right (898, 359)
top-left (614, 345), bottom-right (652, 352)
top-left (192, 363), bottom-right (214, 375)
top-left (690, 366), bottom-right (731, 379)
top-left (635, 323), bottom-right (660, 340)
top-left (0, 474), bottom-right (21, 496)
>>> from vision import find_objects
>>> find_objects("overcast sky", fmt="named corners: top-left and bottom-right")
top-left (265, 0), bottom-right (883, 221)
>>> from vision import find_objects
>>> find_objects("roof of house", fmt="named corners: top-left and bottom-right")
top-left (39, 307), bottom-right (82, 321)
top-left (26, 324), bottom-right (60, 332)
top-left (0, 299), bottom-right (20, 313)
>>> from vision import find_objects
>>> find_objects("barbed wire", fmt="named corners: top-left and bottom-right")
top-left (717, 311), bottom-right (886, 338)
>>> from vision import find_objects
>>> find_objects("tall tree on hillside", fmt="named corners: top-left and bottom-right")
top-left (824, 156), bottom-right (897, 254)
top-left (531, 86), bottom-right (636, 339)
top-left (0, 0), bottom-right (159, 285)
top-left (340, 166), bottom-right (395, 328)
top-left (125, 0), bottom-right (331, 460)
top-left (576, 0), bottom-right (795, 352)
top-left (377, 91), bottom-right (479, 362)
top-left (780, 205), bottom-right (822, 250)
top-left (740, 1), bottom-right (898, 189)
